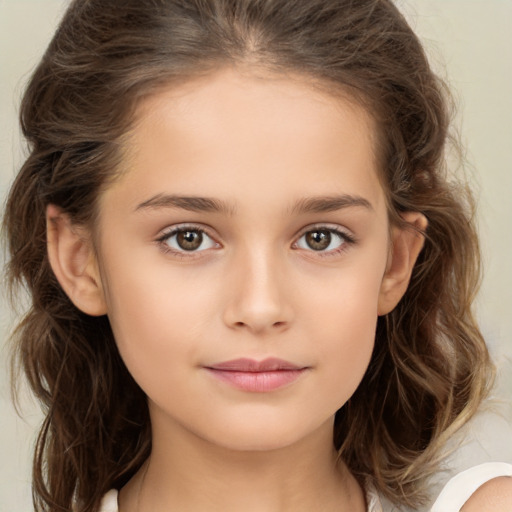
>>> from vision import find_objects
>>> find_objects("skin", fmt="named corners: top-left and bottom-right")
top-left (461, 477), bottom-right (512, 512)
top-left (47, 67), bottom-right (428, 511)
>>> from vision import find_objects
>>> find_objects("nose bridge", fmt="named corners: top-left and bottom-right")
top-left (223, 242), bottom-right (293, 333)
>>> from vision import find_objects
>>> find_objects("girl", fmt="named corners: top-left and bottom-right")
top-left (3, 0), bottom-right (511, 511)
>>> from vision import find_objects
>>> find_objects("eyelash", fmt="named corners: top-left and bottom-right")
top-left (155, 224), bottom-right (356, 259)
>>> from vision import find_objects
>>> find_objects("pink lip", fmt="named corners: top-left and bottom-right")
top-left (204, 358), bottom-right (307, 392)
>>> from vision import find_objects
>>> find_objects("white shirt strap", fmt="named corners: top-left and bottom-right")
top-left (98, 489), bottom-right (119, 512)
top-left (431, 462), bottom-right (512, 512)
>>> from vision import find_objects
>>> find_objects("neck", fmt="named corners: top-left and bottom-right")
top-left (119, 414), bottom-right (366, 512)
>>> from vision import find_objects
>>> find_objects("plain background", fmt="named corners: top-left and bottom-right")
top-left (1, 1), bottom-right (511, 510)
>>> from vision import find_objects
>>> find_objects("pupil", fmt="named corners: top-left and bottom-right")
top-left (306, 230), bottom-right (331, 251)
top-left (177, 230), bottom-right (202, 250)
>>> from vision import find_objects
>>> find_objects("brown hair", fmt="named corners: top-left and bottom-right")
top-left (3, 0), bottom-right (492, 510)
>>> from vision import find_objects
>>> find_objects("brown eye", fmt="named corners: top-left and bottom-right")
top-left (305, 230), bottom-right (331, 251)
top-left (177, 230), bottom-right (203, 251)
top-left (295, 227), bottom-right (349, 253)
top-left (161, 227), bottom-right (217, 253)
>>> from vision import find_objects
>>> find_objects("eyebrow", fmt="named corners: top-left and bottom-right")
top-left (135, 193), bottom-right (373, 215)
top-left (135, 194), bottom-right (236, 215)
top-left (289, 194), bottom-right (373, 214)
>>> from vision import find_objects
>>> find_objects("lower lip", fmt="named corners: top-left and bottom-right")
top-left (205, 369), bottom-right (306, 392)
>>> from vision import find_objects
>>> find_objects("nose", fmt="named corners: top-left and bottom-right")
top-left (222, 247), bottom-right (294, 335)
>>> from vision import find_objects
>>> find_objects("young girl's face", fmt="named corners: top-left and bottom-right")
top-left (85, 68), bottom-right (419, 452)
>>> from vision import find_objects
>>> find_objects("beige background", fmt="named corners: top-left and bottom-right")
top-left (1, 1), bottom-right (511, 510)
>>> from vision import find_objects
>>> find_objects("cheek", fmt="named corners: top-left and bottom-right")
top-left (302, 255), bottom-right (386, 402)
top-left (319, 287), bottom-right (379, 392)
top-left (99, 257), bottom-right (185, 377)
top-left (100, 251), bottom-right (224, 389)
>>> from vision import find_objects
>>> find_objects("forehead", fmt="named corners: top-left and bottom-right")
top-left (103, 67), bottom-right (386, 216)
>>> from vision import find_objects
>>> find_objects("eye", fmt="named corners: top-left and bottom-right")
top-left (295, 227), bottom-right (353, 253)
top-left (159, 226), bottom-right (217, 253)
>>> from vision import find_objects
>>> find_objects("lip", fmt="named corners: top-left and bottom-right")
top-left (204, 358), bottom-right (308, 392)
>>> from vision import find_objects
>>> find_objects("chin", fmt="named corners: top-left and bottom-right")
top-left (210, 432), bottom-right (306, 453)
top-left (199, 414), bottom-right (330, 453)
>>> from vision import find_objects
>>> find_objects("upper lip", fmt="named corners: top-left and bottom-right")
top-left (205, 358), bottom-right (304, 372)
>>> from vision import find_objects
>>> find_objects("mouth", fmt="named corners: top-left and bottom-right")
top-left (203, 358), bottom-right (308, 392)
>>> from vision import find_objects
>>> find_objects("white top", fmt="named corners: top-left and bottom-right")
top-left (98, 486), bottom-right (384, 511)
top-left (98, 462), bottom-right (512, 512)
top-left (98, 489), bottom-right (118, 512)
top-left (430, 462), bottom-right (512, 511)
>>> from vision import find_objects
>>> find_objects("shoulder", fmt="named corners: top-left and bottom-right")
top-left (431, 462), bottom-right (512, 512)
top-left (460, 476), bottom-right (512, 512)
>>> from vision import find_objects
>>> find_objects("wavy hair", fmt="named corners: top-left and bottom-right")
top-left (3, 0), bottom-right (492, 510)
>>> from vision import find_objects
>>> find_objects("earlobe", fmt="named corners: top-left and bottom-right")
top-left (377, 211), bottom-right (428, 316)
top-left (46, 204), bottom-right (107, 316)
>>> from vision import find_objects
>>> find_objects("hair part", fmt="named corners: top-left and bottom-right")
top-left (3, 1), bottom-right (492, 510)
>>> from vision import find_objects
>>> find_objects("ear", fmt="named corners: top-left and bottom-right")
top-left (378, 211), bottom-right (428, 316)
top-left (46, 204), bottom-right (107, 316)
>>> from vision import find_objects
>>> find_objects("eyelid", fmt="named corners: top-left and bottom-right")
top-left (294, 222), bottom-right (355, 240)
